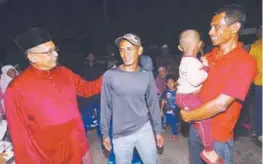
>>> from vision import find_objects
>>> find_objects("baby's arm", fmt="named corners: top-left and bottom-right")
top-left (200, 56), bottom-right (209, 72)
top-left (184, 58), bottom-right (208, 87)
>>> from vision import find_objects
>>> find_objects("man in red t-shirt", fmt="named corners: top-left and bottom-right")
top-left (180, 5), bottom-right (257, 164)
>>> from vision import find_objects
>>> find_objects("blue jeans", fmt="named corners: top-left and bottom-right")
top-left (166, 113), bottom-right (178, 135)
top-left (108, 148), bottom-right (142, 164)
top-left (81, 98), bottom-right (99, 133)
top-left (189, 125), bottom-right (233, 164)
top-left (113, 121), bottom-right (157, 164)
top-left (105, 120), bottom-right (142, 164)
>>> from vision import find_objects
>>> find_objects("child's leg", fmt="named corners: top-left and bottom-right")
top-left (168, 114), bottom-right (178, 136)
top-left (165, 113), bottom-right (171, 127)
top-left (166, 113), bottom-right (178, 140)
top-left (195, 119), bottom-right (213, 150)
top-left (173, 114), bottom-right (179, 136)
top-left (132, 148), bottom-right (143, 164)
top-left (196, 120), bottom-right (224, 164)
top-left (107, 149), bottom-right (115, 164)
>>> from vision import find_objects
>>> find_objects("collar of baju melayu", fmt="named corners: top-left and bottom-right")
top-left (29, 65), bottom-right (57, 77)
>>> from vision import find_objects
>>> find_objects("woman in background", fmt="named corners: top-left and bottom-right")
top-left (0, 65), bottom-right (18, 93)
top-left (0, 65), bottom-right (18, 113)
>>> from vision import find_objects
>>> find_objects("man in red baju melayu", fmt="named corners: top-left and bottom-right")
top-left (4, 27), bottom-right (102, 164)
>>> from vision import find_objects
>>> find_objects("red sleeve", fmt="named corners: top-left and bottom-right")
top-left (65, 67), bottom-right (102, 97)
top-left (4, 87), bottom-right (39, 164)
top-left (221, 60), bottom-right (257, 101)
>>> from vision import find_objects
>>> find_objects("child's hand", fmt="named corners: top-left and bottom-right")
top-left (200, 56), bottom-right (209, 66)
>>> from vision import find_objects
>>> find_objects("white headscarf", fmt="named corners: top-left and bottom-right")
top-left (0, 65), bottom-right (17, 93)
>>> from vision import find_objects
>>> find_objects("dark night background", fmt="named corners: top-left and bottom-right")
top-left (0, 0), bottom-right (261, 72)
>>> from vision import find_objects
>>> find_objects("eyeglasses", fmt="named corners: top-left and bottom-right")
top-left (30, 47), bottom-right (59, 56)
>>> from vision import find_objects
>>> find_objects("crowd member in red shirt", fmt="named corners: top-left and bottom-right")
top-left (180, 5), bottom-right (257, 164)
top-left (4, 27), bottom-right (102, 164)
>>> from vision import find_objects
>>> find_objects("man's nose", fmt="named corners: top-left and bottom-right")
top-left (123, 49), bottom-right (128, 55)
top-left (52, 51), bottom-right (58, 57)
top-left (209, 28), bottom-right (213, 36)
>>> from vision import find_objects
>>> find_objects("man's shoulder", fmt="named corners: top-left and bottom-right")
top-left (7, 69), bottom-right (32, 91)
top-left (56, 66), bottom-right (72, 73)
top-left (103, 67), bottom-right (118, 76)
top-left (228, 49), bottom-right (257, 78)
top-left (102, 68), bottom-right (119, 82)
top-left (236, 48), bottom-right (257, 66)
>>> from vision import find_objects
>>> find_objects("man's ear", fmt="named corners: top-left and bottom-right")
top-left (178, 45), bottom-right (183, 52)
top-left (138, 46), bottom-right (143, 56)
top-left (231, 22), bottom-right (241, 34)
top-left (27, 53), bottom-right (36, 63)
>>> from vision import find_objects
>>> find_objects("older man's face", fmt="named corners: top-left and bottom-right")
top-left (28, 41), bottom-right (59, 70)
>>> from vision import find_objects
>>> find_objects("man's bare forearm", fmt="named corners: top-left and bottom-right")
top-left (185, 94), bottom-right (235, 121)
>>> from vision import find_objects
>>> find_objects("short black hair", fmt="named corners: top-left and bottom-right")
top-left (216, 4), bottom-right (246, 30)
top-left (165, 75), bottom-right (176, 82)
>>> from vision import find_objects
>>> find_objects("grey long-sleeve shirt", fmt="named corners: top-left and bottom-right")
top-left (100, 66), bottom-right (163, 139)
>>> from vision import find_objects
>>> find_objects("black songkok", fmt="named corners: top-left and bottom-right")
top-left (15, 27), bottom-right (52, 52)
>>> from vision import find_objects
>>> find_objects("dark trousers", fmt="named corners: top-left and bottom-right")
top-left (254, 85), bottom-right (262, 136)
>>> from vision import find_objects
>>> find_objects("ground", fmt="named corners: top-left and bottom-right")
top-left (88, 127), bottom-right (262, 164)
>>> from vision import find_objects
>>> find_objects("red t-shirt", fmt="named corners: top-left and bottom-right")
top-left (200, 43), bottom-right (257, 142)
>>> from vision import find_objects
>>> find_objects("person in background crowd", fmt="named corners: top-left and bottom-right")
top-left (180, 5), bottom-right (257, 164)
top-left (155, 66), bottom-right (168, 95)
top-left (139, 55), bottom-right (154, 72)
top-left (79, 52), bottom-right (104, 132)
top-left (107, 53), bottom-right (119, 69)
top-left (82, 53), bottom-right (104, 81)
top-left (249, 26), bottom-right (262, 144)
top-left (101, 33), bottom-right (163, 164)
top-left (5, 27), bottom-right (102, 164)
top-left (0, 65), bottom-right (19, 113)
top-left (160, 75), bottom-right (179, 140)
top-left (0, 65), bottom-right (18, 93)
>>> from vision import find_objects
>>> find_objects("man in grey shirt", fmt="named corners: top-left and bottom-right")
top-left (100, 33), bottom-right (163, 164)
